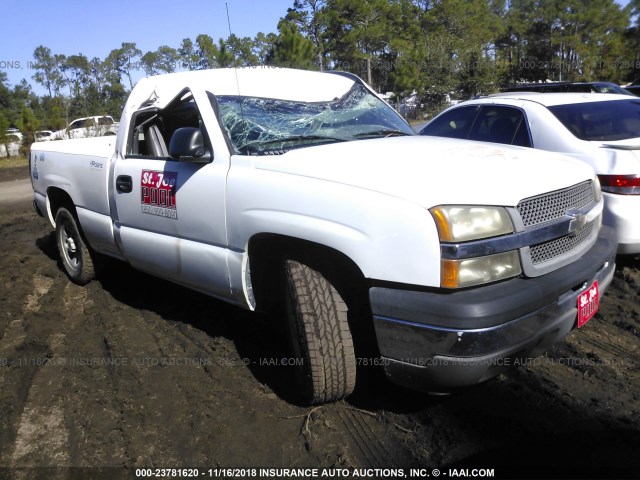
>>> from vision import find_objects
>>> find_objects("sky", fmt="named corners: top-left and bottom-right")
top-left (0, 0), bottom-right (634, 95)
top-left (0, 0), bottom-right (295, 93)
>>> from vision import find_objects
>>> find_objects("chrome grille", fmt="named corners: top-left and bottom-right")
top-left (530, 222), bottom-right (594, 264)
top-left (517, 181), bottom-right (594, 227)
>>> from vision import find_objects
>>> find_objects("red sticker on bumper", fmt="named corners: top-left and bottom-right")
top-left (577, 280), bottom-right (599, 328)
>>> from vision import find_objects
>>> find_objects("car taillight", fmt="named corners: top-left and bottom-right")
top-left (597, 174), bottom-right (640, 194)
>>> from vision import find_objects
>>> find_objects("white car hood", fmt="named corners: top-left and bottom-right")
top-left (254, 136), bottom-right (596, 208)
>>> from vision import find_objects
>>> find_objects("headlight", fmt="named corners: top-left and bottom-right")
top-left (441, 251), bottom-right (522, 288)
top-left (431, 205), bottom-right (521, 288)
top-left (430, 206), bottom-right (514, 242)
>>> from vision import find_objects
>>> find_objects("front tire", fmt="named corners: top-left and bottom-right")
top-left (55, 207), bottom-right (95, 285)
top-left (283, 259), bottom-right (356, 404)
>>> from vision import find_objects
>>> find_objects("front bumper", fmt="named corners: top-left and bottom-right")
top-left (370, 225), bottom-right (618, 391)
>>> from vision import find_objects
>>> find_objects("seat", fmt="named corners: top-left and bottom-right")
top-left (144, 125), bottom-right (169, 157)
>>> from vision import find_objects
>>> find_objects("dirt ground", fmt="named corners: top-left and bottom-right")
top-left (0, 163), bottom-right (639, 480)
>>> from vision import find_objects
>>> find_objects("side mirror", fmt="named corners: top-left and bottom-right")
top-left (169, 127), bottom-right (212, 163)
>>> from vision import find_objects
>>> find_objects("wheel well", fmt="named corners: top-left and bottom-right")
top-left (248, 234), bottom-right (379, 369)
top-left (47, 187), bottom-right (76, 222)
top-left (247, 234), bottom-right (368, 313)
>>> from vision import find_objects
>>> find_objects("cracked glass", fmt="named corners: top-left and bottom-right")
top-left (209, 82), bottom-right (414, 155)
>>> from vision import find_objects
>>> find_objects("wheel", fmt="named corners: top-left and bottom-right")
top-left (55, 207), bottom-right (95, 285)
top-left (283, 259), bottom-right (356, 404)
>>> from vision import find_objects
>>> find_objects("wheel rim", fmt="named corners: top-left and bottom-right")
top-left (60, 222), bottom-right (80, 272)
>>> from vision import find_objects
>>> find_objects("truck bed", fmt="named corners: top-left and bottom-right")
top-left (31, 136), bottom-right (121, 258)
top-left (32, 137), bottom-right (114, 219)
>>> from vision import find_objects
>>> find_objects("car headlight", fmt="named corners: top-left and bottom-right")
top-left (441, 251), bottom-right (522, 288)
top-left (430, 206), bottom-right (514, 242)
top-left (430, 205), bottom-right (521, 288)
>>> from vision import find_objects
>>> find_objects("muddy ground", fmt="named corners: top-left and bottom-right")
top-left (0, 163), bottom-right (638, 480)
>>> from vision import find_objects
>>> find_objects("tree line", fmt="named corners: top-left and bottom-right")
top-left (2, 0), bottom-right (640, 153)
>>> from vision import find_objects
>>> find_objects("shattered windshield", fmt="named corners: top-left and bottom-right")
top-left (209, 83), bottom-right (414, 155)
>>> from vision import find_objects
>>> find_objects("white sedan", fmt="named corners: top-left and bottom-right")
top-left (0, 132), bottom-right (22, 157)
top-left (420, 92), bottom-right (640, 254)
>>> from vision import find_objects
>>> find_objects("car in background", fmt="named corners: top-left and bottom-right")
top-left (5, 127), bottom-right (22, 137)
top-left (623, 79), bottom-right (640, 97)
top-left (503, 81), bottom-right (633, 95)
top-left (52, 116), bottom-right (119, 140)
top-left (419, 92), bottom-right (640, 253)
top-left (1, 131), bottom-right (22, 157)
top-left (34, 130), bottom-right (54, 142)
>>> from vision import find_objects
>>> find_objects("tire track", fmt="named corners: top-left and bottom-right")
top-left (0, 274), bottom-right (53, 359)
top-left (0, 267), bottom-right (54, 467)
top-left (23, 274), bottom-right (54, 313)
top-left (126, 303), bottom-right (326, 467)
top-left (86, 286), bottom-right (256, 468)
top-left (95, 300), bottom-right (182, 467)
top-left (574, 324), bottom-right (640, 363)
top-left (53, 282), bottom-right (128, 467)
top-left (130, 307), bottom-right (299, 467)
top-left (333, 404), bottom-right (407, 469)
top-left (9, 274), bottom-right (69, 467)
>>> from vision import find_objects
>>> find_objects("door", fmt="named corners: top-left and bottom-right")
top-left (111, 89), bottom-right (231, 298)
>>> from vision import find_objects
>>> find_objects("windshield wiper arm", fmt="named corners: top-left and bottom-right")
top-left (242, 135), bottom-right (347, 153)
top-left (353, 129), bottom-right (412, 138)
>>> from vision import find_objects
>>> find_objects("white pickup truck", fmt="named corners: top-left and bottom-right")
top-left (30, 67), bottom-right (617, 404)
top-left (52, 115), bottom-right (119, 140)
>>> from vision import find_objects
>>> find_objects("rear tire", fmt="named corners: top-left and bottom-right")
top-left (55, 207), bottom-right (95, 285)
top-left (283, 259), bottom-right (356, 404)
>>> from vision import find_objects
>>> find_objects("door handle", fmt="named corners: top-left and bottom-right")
top-left (116, 175), bottom-right (133, 193)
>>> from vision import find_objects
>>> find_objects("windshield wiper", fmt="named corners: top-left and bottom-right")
top-left (353, 129), bottom-right (412, 138)
top-left (242, 135), bottom-right (347, 153)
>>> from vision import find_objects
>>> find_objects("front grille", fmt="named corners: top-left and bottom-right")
top-left (517, 181), bottom-right (594, 227)
top-left (530, 222), bottom-right (594, 264)
top-left (517, 181), bottom-right (597, 270)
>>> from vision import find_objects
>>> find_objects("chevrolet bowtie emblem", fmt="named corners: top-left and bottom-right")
top-left (567, 209), bottom-right (587, 236)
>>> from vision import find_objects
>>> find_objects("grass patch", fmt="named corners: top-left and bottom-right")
top-left (0, 157), bottom-right (28, 169)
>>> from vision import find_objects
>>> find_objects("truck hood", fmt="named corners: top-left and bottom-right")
top-left (254, 136), bottom-right (596, 208)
